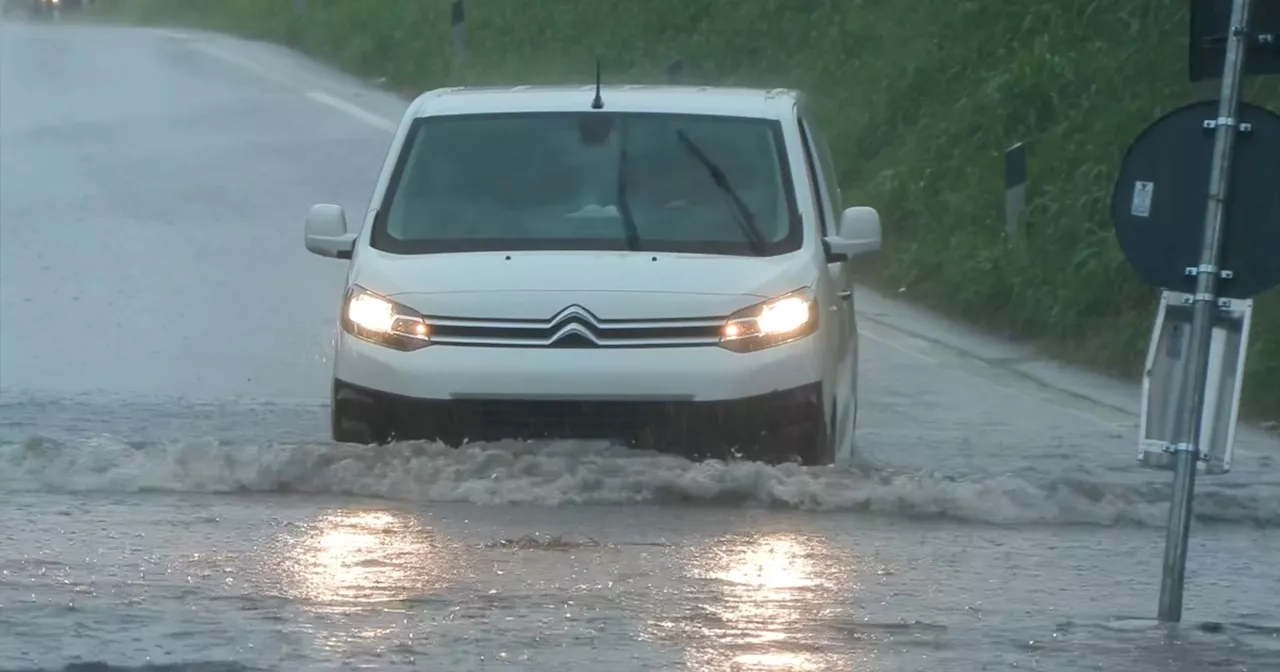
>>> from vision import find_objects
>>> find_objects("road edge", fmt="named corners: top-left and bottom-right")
top-left (854, 285), bottom-right (1278, 442)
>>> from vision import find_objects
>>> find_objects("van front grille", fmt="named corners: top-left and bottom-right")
top-left (422, 306), bottom-right (725, 348)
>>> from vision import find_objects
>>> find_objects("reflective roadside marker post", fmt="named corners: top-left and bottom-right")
top-left (667, 57), bottom-right (685, 84)
top-left (291, 0), bottom-right (306, 46)
top-left (451, 0), bottom-right (467, 74)
top-left (1004, 142), bottom-right (1028, 245)
top-left (287, 0), bottom-right (307, 47)
top-left (1109, 0), bottom-right (1280, 624)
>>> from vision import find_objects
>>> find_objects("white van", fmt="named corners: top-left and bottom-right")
top-left (304, 84), bottom-right (882, 466)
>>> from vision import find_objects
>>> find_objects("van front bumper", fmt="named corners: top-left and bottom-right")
top-left (333, 378), bottom-right (823, 461)
top-left (331, 330), bottom-right (828, 459)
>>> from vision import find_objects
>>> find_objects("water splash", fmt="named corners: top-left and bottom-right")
top-left (2, 435), bottom-right (1276, 527)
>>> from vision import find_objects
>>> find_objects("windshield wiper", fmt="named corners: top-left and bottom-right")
top-left (675, 130), bottom-right (767, 255)
top-left (615, 121), bottom-right (642, 251)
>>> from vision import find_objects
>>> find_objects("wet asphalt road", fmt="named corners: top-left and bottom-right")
top-left (1, 18), bottom-right (1279, 672)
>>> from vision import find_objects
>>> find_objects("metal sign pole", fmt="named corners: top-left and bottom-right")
top-left (1156, 0), bottom-right (1253, 624)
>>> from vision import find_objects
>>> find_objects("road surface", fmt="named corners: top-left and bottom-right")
top-left (0, 18), bottom-right (1277, 672)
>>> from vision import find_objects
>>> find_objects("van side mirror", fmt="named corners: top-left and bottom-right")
top-left (304, 204), bottom-right (356, 259)
top-left (823, 206), bottom-right (882, 262)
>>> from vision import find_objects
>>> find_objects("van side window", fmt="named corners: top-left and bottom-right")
top-left (804, 117), bottom-right (843, 220)
top-left (796, 118), bottom-right (829, 237)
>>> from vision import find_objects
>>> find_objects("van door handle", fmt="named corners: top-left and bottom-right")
top-left (838, 290), bottom-right (853, 300)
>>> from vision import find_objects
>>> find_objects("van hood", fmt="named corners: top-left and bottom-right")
top-left (349, 249), bottom-right (817, 320)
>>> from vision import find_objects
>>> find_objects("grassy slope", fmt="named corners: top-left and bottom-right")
top-left (94, 0), bottom-right (1279, 418)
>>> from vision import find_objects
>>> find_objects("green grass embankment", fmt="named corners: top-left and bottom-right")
top-left (92, 0), bottom-right (1280, 420)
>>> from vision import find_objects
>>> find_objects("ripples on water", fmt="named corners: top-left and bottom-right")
top-left (0, 397), bottom-right (1277, 671)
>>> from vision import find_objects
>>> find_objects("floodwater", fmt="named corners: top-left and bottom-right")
top-left (1, 18), bottom-right (1278, 672)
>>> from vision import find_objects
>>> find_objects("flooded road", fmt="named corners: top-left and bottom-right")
top-left (1, 19), bottom-right (1278, 672)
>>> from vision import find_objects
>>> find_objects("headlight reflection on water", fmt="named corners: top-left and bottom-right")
top-left (646, 532), bottom-right (832, 671)
top-left (259, 508), bottom-right (469, 654)
top-left (269, 509), bottom-right (462, 612)
top-left (704, 534), bottom-right (823, 671)
top-left (650, 531), bottom-right (891, 672)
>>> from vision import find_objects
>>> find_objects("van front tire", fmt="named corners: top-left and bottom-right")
top-left (779, 407), bottom-right (835, 466)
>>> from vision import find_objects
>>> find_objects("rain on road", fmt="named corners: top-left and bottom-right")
top-left (1, 18), bottom-right (1278, 672)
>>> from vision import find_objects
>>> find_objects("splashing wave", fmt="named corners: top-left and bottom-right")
top-left (1, 435), bottom-right (1276, 527)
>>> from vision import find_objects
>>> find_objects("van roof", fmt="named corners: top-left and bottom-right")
top-left (407, 85), bottom-right (804, 120)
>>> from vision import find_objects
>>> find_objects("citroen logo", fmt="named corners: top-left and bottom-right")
top-left (549, 305), bottom-right (601, 327)
top-left (546, 305), bottom-right (604, 346)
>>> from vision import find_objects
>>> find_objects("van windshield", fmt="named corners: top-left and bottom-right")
top-left (373, 112), bottom-right (802, 256)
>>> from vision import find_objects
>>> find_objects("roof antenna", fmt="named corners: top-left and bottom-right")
top-left (591, 57), bottom-right (604, 109)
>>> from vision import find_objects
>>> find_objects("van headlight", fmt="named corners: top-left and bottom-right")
top-left (340, 285), bottom-right (432, 351)
top-left (718, 289), bottom-right (818, 353)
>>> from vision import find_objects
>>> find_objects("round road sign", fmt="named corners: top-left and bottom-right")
top-left (1110, 99), bottom-right (1280, 299)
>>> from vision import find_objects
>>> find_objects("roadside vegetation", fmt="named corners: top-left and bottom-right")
top-left (92, 0), bottom-right (1279, 419)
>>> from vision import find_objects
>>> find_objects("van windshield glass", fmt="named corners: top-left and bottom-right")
top-left (373, 112), bottom-right (801, 256)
